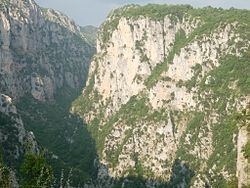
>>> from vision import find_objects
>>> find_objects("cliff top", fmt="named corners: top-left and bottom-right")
top-left (98, 4), bottom-right (250, 49)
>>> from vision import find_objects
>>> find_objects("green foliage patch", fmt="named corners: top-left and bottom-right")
top-left (17, 90), bottom-right (97, 186)
top-left (0, 147), bottom-right (11, 188)
top-left (20, 153), bottom-right (54, 188)
top-left (200, 55), bottom-right (250, 96)
top-left (243, 141), bottom-right (250, 162)
top-left (208, 114), bottom-right (238, 177)
top-left (176, 112), bottom-right (205, 169)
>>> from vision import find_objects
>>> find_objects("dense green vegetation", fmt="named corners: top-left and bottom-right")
top-left (0, 164), bottom-right (11, 188)
top-left (207, 114), bottom-right (238, 186)
top-left (241, 104), bottom-right (250, 163)
top-left (243, 141), bottom-right (250, 162)
top-left (20, 153), bottom-right (53, 188)
top-left (200, 55), bottom-right (250, 95)
top-left (0, 147), bottom-right (11, 188)
top-left (17, 89), bottom-right (97, 186)
top-left (176, 112), bottom-right (205, 165)
top-left (0, 112), bottom-right (23, 168)
top-left (0, 113), bottom-right (55, 187)
top-left (100, 4), bottom-right (250, 50)
top-left (174, 112), bottom-right (205, 186)
top-left (111, 159), bottom-right (195, 188)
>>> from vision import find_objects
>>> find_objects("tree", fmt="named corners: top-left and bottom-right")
top-left (0, 147), bottom-right (11, 188)
top-left (20, 153), bottom-right (54, 188)
top-left (0, 164), bottom-right (11, 188)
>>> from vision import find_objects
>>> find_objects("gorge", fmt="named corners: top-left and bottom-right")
top-left (0, 0), bottom-right (250, 187)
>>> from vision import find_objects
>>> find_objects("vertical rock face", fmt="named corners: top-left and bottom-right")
top-left (92, 15), bottom-right (199, 118)
top-left (72, 4), bottom-right (250, 187)
top-left (0, 0), bottom-right (97, 187)
top-left (0, 0), bottom-right (95, 101)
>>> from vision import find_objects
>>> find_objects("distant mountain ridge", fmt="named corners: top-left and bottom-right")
top-left (81, 25), bottom-right (98, 47)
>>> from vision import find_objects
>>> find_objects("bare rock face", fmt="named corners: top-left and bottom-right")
top-left (0, 0), bottom-right (95, 101)
top-left (72, 4), bottom-right (250, 187)
top-left (0, 0), bottom-right (97, 187)
top-left (92, 15), bottom-right (199, 118)
top-left (0, 94), bottom-right (17, 114)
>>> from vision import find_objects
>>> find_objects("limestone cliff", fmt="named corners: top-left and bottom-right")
top-left (72, 4), bottom-right (250, 187)
top-left (0, 0), bottom-right (97, 186)
top-left (0, 0), bottom-right (95, 101)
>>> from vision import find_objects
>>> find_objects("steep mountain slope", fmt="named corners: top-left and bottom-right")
top-left (0, 0), bottom-right (95, 101)
top-left (0, 94), bottom-right (38, 187)
top-left (80, 25), bottom-right (98, 47)
top-left (0, 0), bottom-right (97, 186)
top-left (72, 4), bottom-right (250, 187)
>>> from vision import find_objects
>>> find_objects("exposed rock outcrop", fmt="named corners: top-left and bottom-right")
top-left (0, 0), bottom-right (95, 101)
top-left (0, 0), bottom-right (96, 186)
top-left (72, 4), bottom-right (250, 187)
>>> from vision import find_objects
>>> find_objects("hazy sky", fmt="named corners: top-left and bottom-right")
top-left (34, 0), bottom-right (250, 27)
